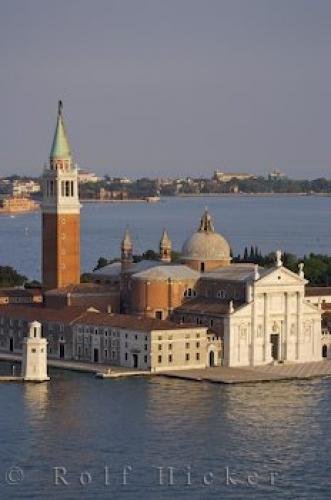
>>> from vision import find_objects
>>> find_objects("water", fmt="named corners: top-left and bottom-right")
top-left (0, 195), bottom-right (330, 281)
top-left (0, 366), bottom-right (329, 499)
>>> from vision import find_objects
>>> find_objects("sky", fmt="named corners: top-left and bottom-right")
top-left (0, 0), bottom-right (331, 179)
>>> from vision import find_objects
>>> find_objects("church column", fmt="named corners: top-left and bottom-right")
top-left (263, 292), bottom-right (270, 362)
top-left (250, 286), bottom-right (257, 366)
top-left (284, 292), bottom-right (290, 361)
top-left (296, 291), bottom-right (302, 360)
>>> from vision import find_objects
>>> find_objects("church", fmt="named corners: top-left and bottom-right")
top-left (0, 101), bottom-right (324, 370)
top-left (94, 210), bottom-right (322, 367)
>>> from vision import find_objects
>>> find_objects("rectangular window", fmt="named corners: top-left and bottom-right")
top-left (158, 355), bottom-right (162, 364)
top-left (144, 355), bottom-right (147, 363)
top-left (65, 181), bottom-right (70, 197)
top-left (144, 344), bottom-right (148, 351)
top-left (158, 344), bottom-right (162, 351)
top-left (71, 181), bottom-right (74, 197)
top-left (168, 344), bottom-right (172, 350)
top-left (186, 342), bottom-right (190, 349)
top-left (104, 349), bottom-right (108, 358)
top-left (168, 354), bottom-right (173, 363)
top-left (185, 353), bottom-right (190, 361)
top-left (196, 342), bottom-right (200, 348)
top-left (196, 353), bottom-right (200, 361)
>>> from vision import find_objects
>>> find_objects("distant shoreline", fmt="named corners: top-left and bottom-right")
top-left (175, 192), bottom-right (331, 198)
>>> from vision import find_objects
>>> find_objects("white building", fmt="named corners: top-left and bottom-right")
top-left (21, 321), bottom-right (50, 382)
top-left (72, 312), bottom-right (209, 372)
top-left (223, 261), bottom-right (322, 367)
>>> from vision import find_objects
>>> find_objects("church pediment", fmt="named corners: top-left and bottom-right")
top-left (255, 266), bottom-right (307, 288)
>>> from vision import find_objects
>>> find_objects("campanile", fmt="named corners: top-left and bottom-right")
top-left (41, 101), bottom-right (81, 290)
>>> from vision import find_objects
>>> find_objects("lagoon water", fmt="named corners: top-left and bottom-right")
top-left (0, 195), bottom-right (330, 498)
top-left (0, 365), bottom-right (330, 499)
top-left (0, 195), bottom-right (330, 280)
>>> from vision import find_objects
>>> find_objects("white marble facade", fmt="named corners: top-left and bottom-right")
top-left (223, 265), bottom-right (322, 367)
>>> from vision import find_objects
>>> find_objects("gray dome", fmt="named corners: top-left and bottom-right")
top-left (181, 210), bottom-right (230, 262)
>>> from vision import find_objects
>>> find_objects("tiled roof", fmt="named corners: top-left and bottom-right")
top-left (0, 305), bottom-right (87, 323)
top-left (306, 287), bottom-right (331, 297)
top-left (45, 283), bottom-right (114, 295)
top-left (0, 288), bottom-right (42, 297)
top-left (0, 305), bottom-right (204, 332)
top-left (93, 261), bottom-right (122, 277)
top-left (73, 312), bottom-right (204, 332)
top-left (132, 265), bottom-right (200, 282)
top-left (203, 264), bottom-right (266, 282)
top-left (175, 297), bottom-right (244, 315)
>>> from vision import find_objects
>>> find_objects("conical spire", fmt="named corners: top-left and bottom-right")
top-left (50, 100), bottom-right (71, 159)
top-left (121, 229), bottom-right (133, 269)
top-left (160, 228), bottom-right (172, 262)
top-left (122, 228), bottom-right (133, 250)
top-left (160, 228), bottom-right (172, 248)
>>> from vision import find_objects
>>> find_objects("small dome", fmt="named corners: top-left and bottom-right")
top-left (181, 210), bottom-right (230, 262)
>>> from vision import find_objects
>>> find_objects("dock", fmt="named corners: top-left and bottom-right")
top-left (0, 376), bottom-right (23, 383)
top-left (0, 352), bottom-right (151, 378)
top-left (160, 360), bottom-right (331, 384)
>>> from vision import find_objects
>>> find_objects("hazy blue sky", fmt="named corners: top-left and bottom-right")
top-left (1, 0), bottom-right (331, 178)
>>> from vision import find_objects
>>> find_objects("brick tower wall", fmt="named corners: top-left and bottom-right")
top-left (42, 213), bottom-right (80, 290)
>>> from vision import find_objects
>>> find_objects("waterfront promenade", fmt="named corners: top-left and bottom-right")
top-left (0, 352), bottom-right (330, 384)
top-left (160, 360), bottom-right (331, 384)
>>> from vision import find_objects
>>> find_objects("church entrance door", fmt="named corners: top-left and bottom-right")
top-left (270, 334), bottom-right (279, 361)
top-left (59, 344), bottom-right (65, 359)
top-left (209, 351), bottom-right (215, 367)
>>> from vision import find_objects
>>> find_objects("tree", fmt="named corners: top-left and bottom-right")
top-left (93, 257), bottom-right (110, 271)
top-left (0, 266), bottom-right (27, 287)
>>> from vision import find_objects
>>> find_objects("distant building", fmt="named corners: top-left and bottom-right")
top-left (0, 196), bottom-right (39, 213)
top-left (99, 188), bottom-right (128, 200)
top-left (11, 180), bottom-right (41, 197)
top-left (213, 170), bottom-right (254, 183)
top-left (78, 170), bottom-right (101, 183)
top-left (269, 169), bottom-right (287, 180)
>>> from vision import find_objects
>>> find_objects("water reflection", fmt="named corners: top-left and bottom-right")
top-left (1, 371), bottom-right (328, 499)
top-left (24, 382), bottom-right (49, 421)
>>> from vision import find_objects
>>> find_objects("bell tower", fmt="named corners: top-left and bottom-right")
top-left (41, 101), bottom-right (81, 290)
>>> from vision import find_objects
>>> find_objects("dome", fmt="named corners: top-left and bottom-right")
top-left (181, 210), bottom-right (231, 262)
